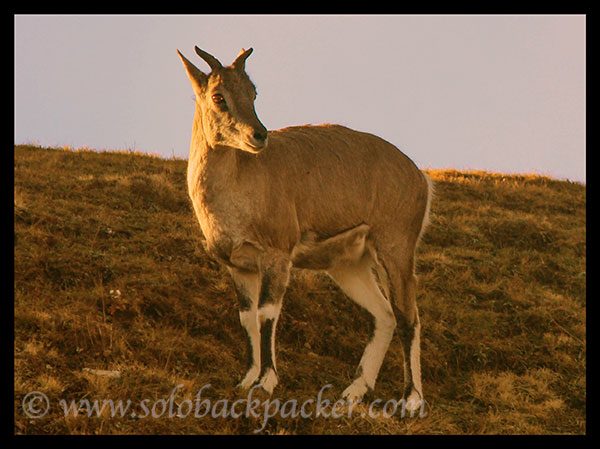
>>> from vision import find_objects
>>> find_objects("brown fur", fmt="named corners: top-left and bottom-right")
top-left (187, 122), bottom-right (430, 268)
top-left (178, 47), bottom-right (432, 404)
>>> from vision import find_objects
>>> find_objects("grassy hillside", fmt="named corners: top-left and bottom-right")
top-left (14, 145), bottom-right (586, 434)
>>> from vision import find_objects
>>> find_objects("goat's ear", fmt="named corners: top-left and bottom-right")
top-left (177, 50), bottom-right (207, 96)
top-left (232, 47), bottom-right (253, 72)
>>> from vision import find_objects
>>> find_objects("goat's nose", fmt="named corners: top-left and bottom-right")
top-left (253, 129), bottom-right (267, 142)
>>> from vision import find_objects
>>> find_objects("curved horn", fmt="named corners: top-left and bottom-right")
top-left (194, 46), bottom-right (223, 72)
top-left (232, 48), bottom-right (253, 71)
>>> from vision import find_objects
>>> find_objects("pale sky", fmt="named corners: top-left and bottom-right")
top-left (14, 15), bottom-right (586, 182)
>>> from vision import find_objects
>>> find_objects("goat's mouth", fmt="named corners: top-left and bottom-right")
top-left (242, 138), bottom-right (268, 153)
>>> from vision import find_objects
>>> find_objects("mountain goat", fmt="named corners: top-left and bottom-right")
top-left (177, 46), bottom-right (433, 411)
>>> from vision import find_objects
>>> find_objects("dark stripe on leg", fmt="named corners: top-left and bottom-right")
top-left (397, 317), bottom-right (416, 398)
top-left (244, 332), bottom-right (255, 371)
top-left (258, 271), bottom-right (273, 308)
top-left (260, 318), bottom-right (275, 374)
top-left (234, 284), bottom-right (253, 311)
top-left (258, 266), bottom-right (288, 308)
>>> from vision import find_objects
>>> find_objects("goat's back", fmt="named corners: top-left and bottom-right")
top-left (249, 124), bottom-right (429, 243)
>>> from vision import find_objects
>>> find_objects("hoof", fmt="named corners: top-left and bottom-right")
top-left (257, 368), bottom-right (278, 395)
top-left (236, 366), bottom-right (260, 390)
top-left (403, 389), bottom-right (424, 416)
top-left (342, 378), bottom-right (368, 404)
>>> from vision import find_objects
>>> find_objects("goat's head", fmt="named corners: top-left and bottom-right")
top-left (177, 47), bottom-right (268, 154)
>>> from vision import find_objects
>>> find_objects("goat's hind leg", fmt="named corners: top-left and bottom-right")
top-left (397, 272), bottom-right (423, 412)
top-left (380, 253), bottom-right (424, 413)
top-left (327, 252), bottom-right (396, 403)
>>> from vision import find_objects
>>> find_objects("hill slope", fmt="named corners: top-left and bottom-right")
top-left (14, 145), bottom-right (586, 434)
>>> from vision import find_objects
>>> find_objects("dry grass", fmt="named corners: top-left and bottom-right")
top-left (14, 145), bottom-right (585, 434)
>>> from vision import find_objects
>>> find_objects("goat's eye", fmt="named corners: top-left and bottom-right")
top-left (212, 94), bottom-right (225, 104)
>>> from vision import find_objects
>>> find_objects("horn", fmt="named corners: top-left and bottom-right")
top-left (232, 48), bottom-right (253, 71)
top-left (194, 46), bottom-right (223, 72)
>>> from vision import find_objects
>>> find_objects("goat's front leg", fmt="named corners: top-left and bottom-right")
top-left (256, 252), bottom-right (291, 394)
top-left (229, 268), bottom-right (261, 390)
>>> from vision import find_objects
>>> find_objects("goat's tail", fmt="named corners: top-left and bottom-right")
top-left (417, 171), bottom-right (435, 244)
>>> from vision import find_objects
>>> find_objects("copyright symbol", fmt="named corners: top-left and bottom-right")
top-left (22, 391), bottom-right (50, 418)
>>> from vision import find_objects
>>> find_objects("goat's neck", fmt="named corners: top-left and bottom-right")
top-left (187, 106), bottom-right (239, 198)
